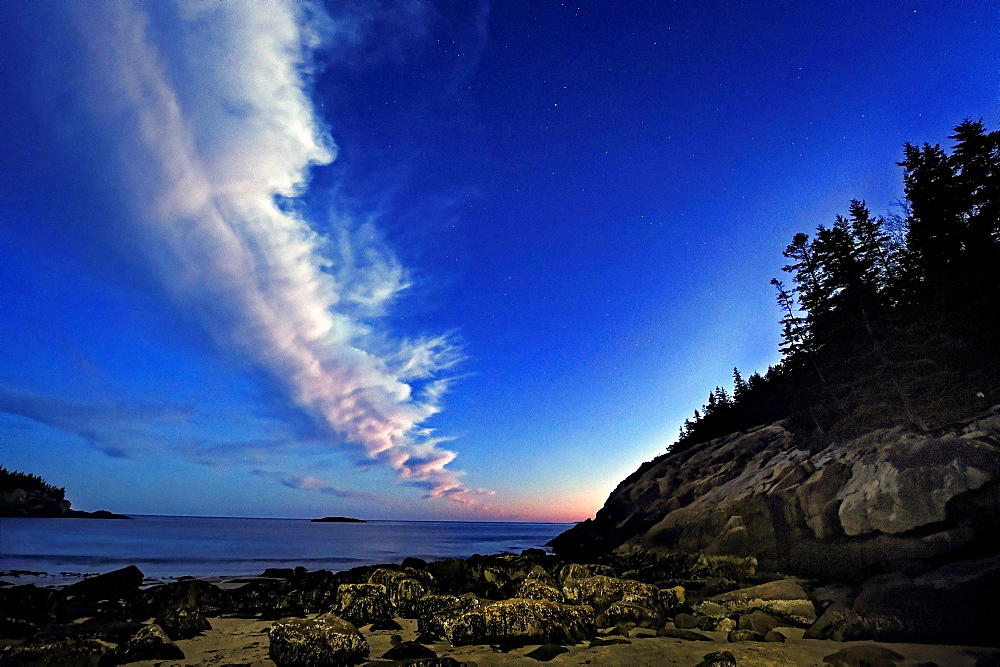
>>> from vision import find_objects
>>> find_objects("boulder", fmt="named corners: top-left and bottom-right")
top-left (737, 609), bottom-right (785, 635)
top-left (155, 600), bottom-right (211, 640)
top-left (822, 645), bottom-right (904, 667)
top-left (0, 585), bottom-right (58, 625)
top-left (595, 601), bottom-right (663, 629)
top-left (111, 623), bottom-right (185, 663)
top-left (515, 578), bottom-right (566, 603)
top-left (696, 578), bottom-right (816, 626)
top-left (268, 613), bottom-right (369, 666)
top-left (336, 583), bottom-right (395, 626)
top-left (431, 598), bottom-right (595, 647)
top-left (368, 568), bottom-right (430, 615)
top-left (697, 649), bottom-right (739, 667)
top-left (61, 565), bottom-right (144, 601)
top-left (137, 578), bottom-right (228, 619)
top-left (764, 629), bottom-right (786, 642)
top-left (562, 575), bottom-right (680, 617)
top-left (727, 629), bottom-right (765, 642)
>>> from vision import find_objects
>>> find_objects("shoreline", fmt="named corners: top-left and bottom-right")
top-left (3, 554), bottom-right (1000, 666)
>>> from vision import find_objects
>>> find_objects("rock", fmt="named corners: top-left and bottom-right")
top-left (155, 600), bottom-right (211, 640)
top-left (803, 559), bottom-right (1000, 646)
top-left (737, 610), bottom-right (785, 634)
top-left (432, 598), bottom-right (595, 647)
top-left (656, 626), bottom-right (712, 640)
top-left (0, 638), bottom-right (109, 665)
top-left (727, 629), bottom-right (765, 642)
top-left (562, 575), bottom-right (680, 617)
top-left (409, 594), bottom-right (467, 620)
top-left (336, 583), bottom-right (395, 626)
top-left (515, 578), bottom-right (566, 603)
top-left (804, 601), bottom-right (865, 641)
top-left (0, 616), bottom-right (38, 638)
top-left (764, 629), bottom-right (786, 642)
top-left (549, 414), bottom-right (1000, 582)
top-left (525, 643), bottom-right (569, 661)
top-left (61, 565), bottom-right (144, 600)
top-left (268, 613), bottom-right (369, 666)
top-left (822, 645), bottom-right (905, 667)
top-left (595, 601), bottom-right (663, 629)
top-left (368, 568), bottom-right (430, 615)
top-left (0, 585), bottom-right (58, 625)
top-left (111, 623), bottom-right (185, 663)
top-left (589, 637), bottom-right (632, 646)
top-left (137, 578), bottom-right (229, 619)
top-left (673, 612), bottom-right (700, 629)
top-left (558, 563), bottom-right (616, 583)
top-left (714, 617), bottom-right (737, 632)
top-left (697, 649), bottom-right (739, 667)
top-left (697, 578), bottom-right (816, 626)
top-left (380, 640), bottom-right (438, 660)
top-left (262, 567), bottom-right (296, 578)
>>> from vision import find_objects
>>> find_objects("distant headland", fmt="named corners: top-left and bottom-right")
top-left (310, 516), bottom-right (366, 523)
top-left (0, 465), bottom-right (131, 519)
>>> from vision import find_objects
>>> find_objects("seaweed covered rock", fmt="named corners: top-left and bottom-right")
top-left (336, 583), bottom-right (395, 626)
top-left (431, 598), bottom-right (595, 647)
top-left (367, 568), bottom-right (430, 615)
top-left (562, 574), bottom-right (683, 620)
top-left (268, 613), bottom-right (369, 666)
top-left (694, 578), bottom-right (816, 627)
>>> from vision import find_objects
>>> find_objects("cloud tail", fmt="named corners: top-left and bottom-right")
top-left (67, 0), bottom-right (477, 501)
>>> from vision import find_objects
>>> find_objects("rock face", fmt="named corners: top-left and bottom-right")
top-left (551, 410), bottom-right (1000, 581)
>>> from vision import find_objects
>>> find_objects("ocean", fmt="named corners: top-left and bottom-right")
top-left (0, 515), bottom-right (572, 586)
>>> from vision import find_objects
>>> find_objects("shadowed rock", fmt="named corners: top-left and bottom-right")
top-left (111, 623), bottom-right (185, 663)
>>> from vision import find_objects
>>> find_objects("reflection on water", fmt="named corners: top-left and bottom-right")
top-left (0, 515), bottom-right (572, 584)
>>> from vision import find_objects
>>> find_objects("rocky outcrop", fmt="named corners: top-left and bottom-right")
top-left (551, 409), bottom-right (1000, 581)
top-left (0, 486), bottom-right (129, 519)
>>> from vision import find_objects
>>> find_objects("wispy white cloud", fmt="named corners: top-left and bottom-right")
top-left (54, 0), bottom-right (478, 502)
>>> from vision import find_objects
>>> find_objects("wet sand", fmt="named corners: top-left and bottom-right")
top-left (125, 615), bottom-right (1000, 666)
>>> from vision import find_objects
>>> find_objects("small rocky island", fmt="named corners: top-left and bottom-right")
top-left (0, 466), bottom-right (130, 519)
top-left (311, 516), bottom-right (367, 523)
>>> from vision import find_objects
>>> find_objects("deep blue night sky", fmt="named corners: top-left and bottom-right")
top-left (1, 1), bottom-right (997, 521)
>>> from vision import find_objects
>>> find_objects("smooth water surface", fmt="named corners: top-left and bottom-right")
top-left (0, 515), bottom-right (572, 584)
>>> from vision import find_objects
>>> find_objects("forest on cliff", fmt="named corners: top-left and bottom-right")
top-left (675, 119), bottom-right (1000, 451)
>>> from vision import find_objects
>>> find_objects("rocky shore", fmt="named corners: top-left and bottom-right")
top-left (2, 549), bottom-right (999, 665)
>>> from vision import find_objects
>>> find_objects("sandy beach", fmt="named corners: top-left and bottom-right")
top-left (121, 614), bottom-right (1000, 666)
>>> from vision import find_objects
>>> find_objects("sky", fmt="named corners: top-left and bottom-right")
top-left (1, 1), bottom-right (997, 523)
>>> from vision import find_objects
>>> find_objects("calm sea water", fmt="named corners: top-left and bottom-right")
top-left (0, 515), bottom-right (572, 585)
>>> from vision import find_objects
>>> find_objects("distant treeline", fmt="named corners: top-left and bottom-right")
top-left (673, 118), bottom-right (1000, 453)
top-left (0, 465), bottom-right (66, 500)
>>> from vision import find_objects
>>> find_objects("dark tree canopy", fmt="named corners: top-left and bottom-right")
top-left (674, 119), bottom-right (1000, 453)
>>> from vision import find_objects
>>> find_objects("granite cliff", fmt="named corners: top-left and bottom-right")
top-left (551, 407), bottom-right (1000, 582)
